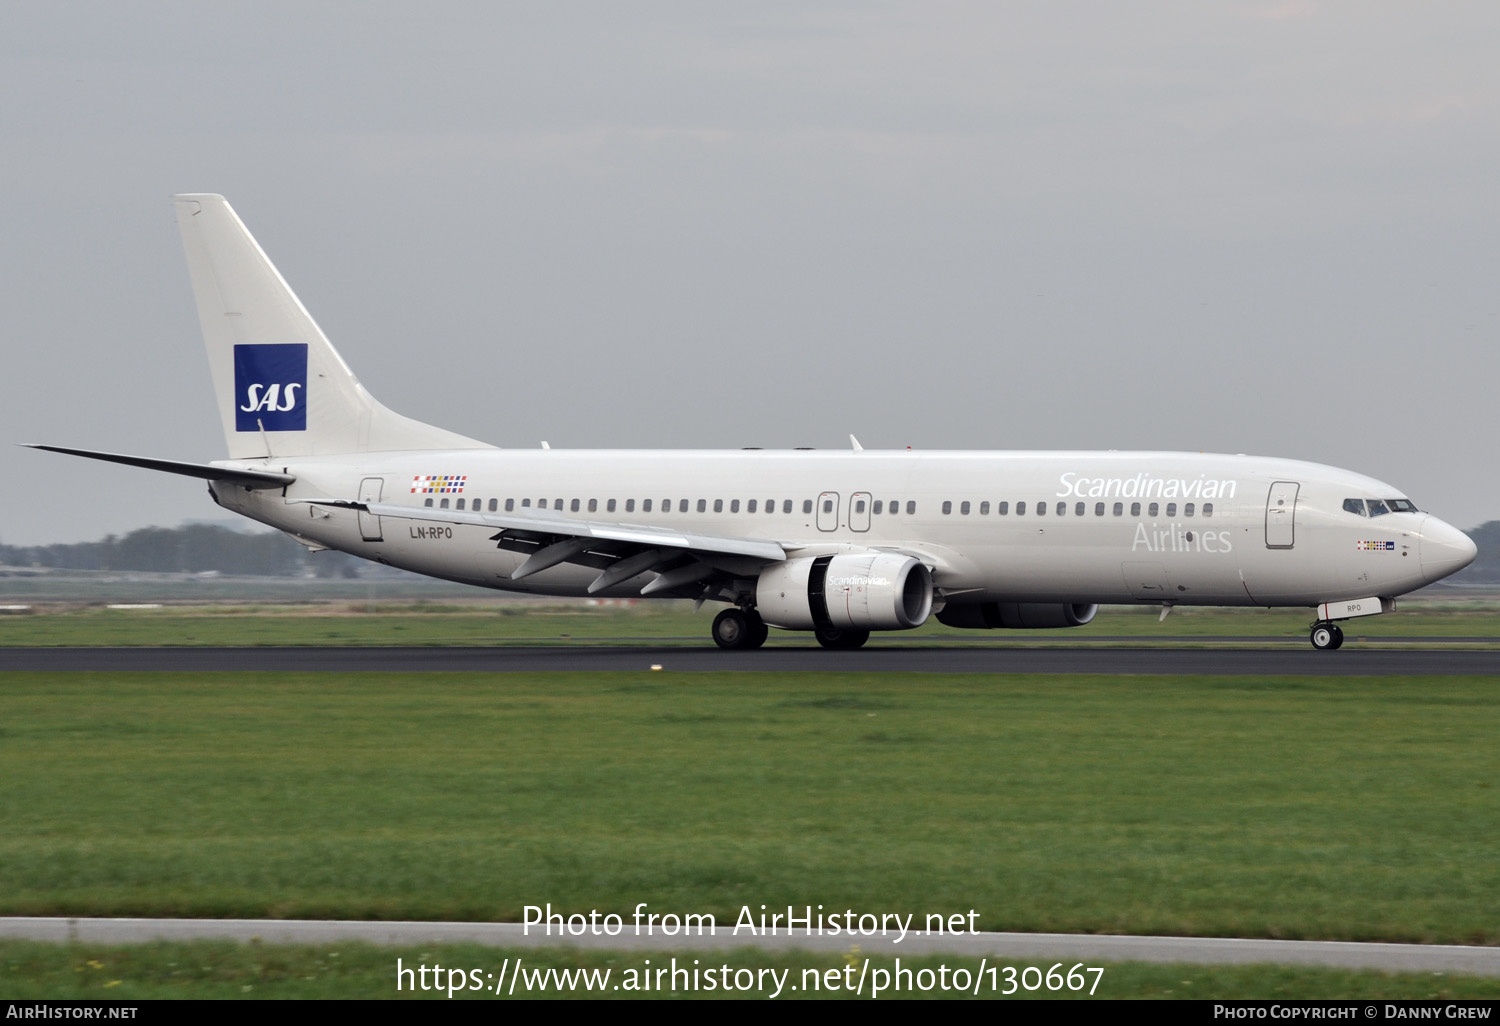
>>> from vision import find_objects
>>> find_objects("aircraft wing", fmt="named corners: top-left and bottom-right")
top-left (341, 499), bottom-right (786, 596)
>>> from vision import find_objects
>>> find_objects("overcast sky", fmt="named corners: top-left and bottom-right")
top-left (4, 1), bottom-right (1498, 545)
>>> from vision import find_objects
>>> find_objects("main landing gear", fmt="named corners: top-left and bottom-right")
top-left (1309, 621), bottom-right (1344, 651)
top-left (710, 608), bottom-right (871, 650)
top-left (814, 626), bottom-right (870, 650)
top-left (712, 608), bottom-right (769, 650)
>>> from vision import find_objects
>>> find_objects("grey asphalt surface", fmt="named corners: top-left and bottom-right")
top-left (3, 917), bottom-right (1498, 976)
top-left (2, 644), bottom-right (1497, 674)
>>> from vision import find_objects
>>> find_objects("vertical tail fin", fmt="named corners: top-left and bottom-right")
top-left (174, 194), bottom-right (492, 459)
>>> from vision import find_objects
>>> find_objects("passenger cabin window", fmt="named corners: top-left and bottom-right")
top-left (455, 498), bottom-right (465, 510)
top-left (521, 498), bottom-right (531, 508)
top-left (748, 500), bottom-right (757, 513)
top-left (1016, 501), bottom-right (1026, 515)
top-left (1057, 502), bottom-right (1066, 516)
top-left (642, 499), bottom-right (651, 512)
top-left (440, 498), bottom-right (449, 509)
top-left (906, 501), bottom-right (916, 514)
top-left (1148, 502), bottom-right (1159, 517)
top-left (1166, 503), bottom-right (1177, 517)
top-left (699, 499), bottom-right (708, 513)
top-left (803, 500), bottom-right (813, 514)
top-left (942, 501), bottom-right (953, 515)
top-left (489, 499), bottom-right (498, 512)
top-left (998, 501), bottom-right (1009, 515)
top-left (1113, 502), bottom-right (1124, 516)
top-left (588, 499), bottom-right (598, 513)
top-left (1131, 502), bottom-right (1141, 516)
top-left (679, 499), bottom-right (688, 512)
top-left (504, 499), bottom-right (513, 511)
top-left (785, 500), bottom-right (794, 514)
top-left (979, 501), bottom-right (990, 515)
top-left (855, 499), bottom-right (866, 514)
top-left (605, 499), bottom-right (614, 512)
top-left (571, 499), bottom-right (581, 512)
top-left (625, 499), bottom-right (634, 512)
top-left (822, 499), bottom-right (833, 514)
top-left (872, 500), bottom-right (883, 515)
top-left (1075, 502), bottom-right (1085, 517)
top-left (730, 499), bottom-right (739, 513)
top-left (1184, 503), bottom-right (1194, 517)
top-left (424, 498), bottom-right (433, 507)
top-left (1037, 501), bottom-right (1046, 516)
top-left (1203, 503), bottom-right (1213, 517)
top-left (1095, 502), bottom-right (1105, 516)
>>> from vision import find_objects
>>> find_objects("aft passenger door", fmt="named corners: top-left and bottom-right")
top-left (358, 477), bottom-right (385, 542)
top-left (1265, 481), bottom-right (1299, 549)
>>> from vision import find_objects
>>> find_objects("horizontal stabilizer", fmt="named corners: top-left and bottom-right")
top-left (21, 444), bottom-right (295, 489)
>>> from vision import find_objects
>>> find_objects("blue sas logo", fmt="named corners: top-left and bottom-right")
top-left (234, 343), bottom-right (307, 431)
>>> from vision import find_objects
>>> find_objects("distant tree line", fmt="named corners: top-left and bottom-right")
top-left (0, 524), bottom-right (363, 578)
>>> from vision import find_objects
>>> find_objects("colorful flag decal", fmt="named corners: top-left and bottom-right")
top-left (1356, 540), bottom-right (1396, 551)
top-left (411, 475), bottom-right (468, 494)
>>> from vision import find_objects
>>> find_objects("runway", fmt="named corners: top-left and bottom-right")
top-left (1, 644), bottom-right (1496, 674)
top-left (4, 917), bottom-right (1498, 976)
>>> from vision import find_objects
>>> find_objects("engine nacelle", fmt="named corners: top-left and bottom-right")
top-left (756, 553), bottom-right (933, 631)
top-left (936, 602), bottom-right (1099, 630)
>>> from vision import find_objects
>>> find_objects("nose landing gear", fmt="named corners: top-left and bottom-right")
top-left (1309, 621), bottom-right (1344, 650)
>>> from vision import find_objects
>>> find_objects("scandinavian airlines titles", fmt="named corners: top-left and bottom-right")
top-left (1057, 472), bottom-right (1238, 500)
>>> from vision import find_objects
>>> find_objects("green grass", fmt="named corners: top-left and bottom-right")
top-left (3, 672), bottom-right (1498, 946)
top-left (2, 941), bottom-right (1498, 999)
top-left (2, 601), bottom-right (1499, 646)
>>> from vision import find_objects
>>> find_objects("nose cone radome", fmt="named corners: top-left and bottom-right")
top-left (1419, 516), bottom-right (1479, 584)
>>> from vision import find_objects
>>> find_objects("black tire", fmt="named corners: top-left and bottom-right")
top-left (712, 608), bottom-right (752, 650)
top-left (1328, 624), bottom-right (1344, 650)
top-left (1310, 622), bottom-right (1338, 651)
top-left (745, 615), bottom-right (769, 649)
top-left (815, 627), bottom-right (870, 650)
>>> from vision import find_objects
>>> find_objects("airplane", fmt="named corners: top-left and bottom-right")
top-left (26, 194), bottom-right (1479, 651)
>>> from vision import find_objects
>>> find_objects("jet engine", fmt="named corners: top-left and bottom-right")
top-left (936, 602), bottom-right (1098, 630)
top-left (756, 553), bottom-right (933, 631)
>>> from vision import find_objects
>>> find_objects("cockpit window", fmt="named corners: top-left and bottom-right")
top-left (1344, 497), bottom-right (1417, 517)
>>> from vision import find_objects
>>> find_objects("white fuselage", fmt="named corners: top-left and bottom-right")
top-left (209, 448), bottom-right (1467, 608)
